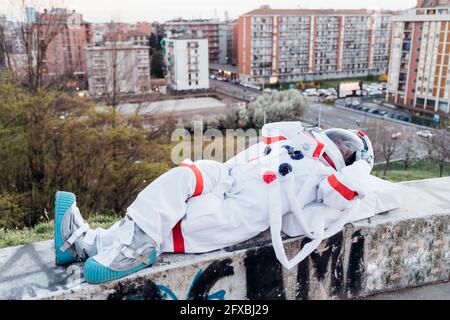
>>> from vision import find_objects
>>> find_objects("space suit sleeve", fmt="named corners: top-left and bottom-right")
top-left (317, 160), bottom-right (371, 211)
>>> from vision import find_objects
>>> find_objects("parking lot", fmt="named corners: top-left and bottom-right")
top-left (336, 99), bottom-right (413, 123)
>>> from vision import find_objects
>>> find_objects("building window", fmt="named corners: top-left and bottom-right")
top-left (427, 99), bottom-right (435, 107)
top-left (189, 81), bottom-right (192, 86)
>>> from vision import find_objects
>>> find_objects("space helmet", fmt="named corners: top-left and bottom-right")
top-left (320, 129), bottom-right (374, 171)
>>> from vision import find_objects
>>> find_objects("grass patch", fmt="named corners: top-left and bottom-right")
top-left (322, 99), bottom-right (337, 106)
top-left (0, 215), bottom-right (121, 249)
top-left (373, 158), bottom-right (450, 182)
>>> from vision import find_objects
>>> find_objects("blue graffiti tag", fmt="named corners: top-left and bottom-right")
top-left (156, 269), bottom-right (227, 300)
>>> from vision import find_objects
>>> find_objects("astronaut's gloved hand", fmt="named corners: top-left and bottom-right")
top-left (358, 149), bottom-right (374, 167)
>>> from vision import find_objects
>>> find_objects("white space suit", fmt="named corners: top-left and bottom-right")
top-left (55, 122), bottom-right (401, 283)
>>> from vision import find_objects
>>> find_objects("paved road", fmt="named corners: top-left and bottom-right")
top-left (303, 99), bottom-right (429, 160)
top-left (210, 79), bottom-right (260, 101)
top-left (211, 81), bottom-right (430, 159)
top-left (365, 282), bottom-right (450, 300)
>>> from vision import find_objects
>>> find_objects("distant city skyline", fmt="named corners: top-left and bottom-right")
top-left (0, 0), bottom-right (417, 23)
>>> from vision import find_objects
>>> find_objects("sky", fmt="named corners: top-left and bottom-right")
top-left (1, 0), bottom-right (418, 23)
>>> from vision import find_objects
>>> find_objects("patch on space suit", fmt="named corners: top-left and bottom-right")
top-left (298, 130), bottom-right (326, 159)
top-left (263, 136), bottom-right (287, 145)
top-left (327, 175), bottom-right (358, 201)
top-left (172, 161), bottom-right (206, 253)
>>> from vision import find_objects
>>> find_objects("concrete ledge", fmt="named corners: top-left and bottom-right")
top-left (0, 178), bottom-right (449, 300)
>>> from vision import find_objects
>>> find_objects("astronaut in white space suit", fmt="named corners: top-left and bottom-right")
top-left (54, 122), bottom-right (401, 284)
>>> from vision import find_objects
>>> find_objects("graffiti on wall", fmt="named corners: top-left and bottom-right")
top-left (107, 231), bottom-right (366, 300)
top-left (108, 259), bottom-right (235, 300)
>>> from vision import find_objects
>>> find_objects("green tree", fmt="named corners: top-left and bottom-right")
top-left (151, 51), bottom-right (165, 79)
top-left (149, 33), bottom-right (160, 50)
top-left (0, 81), bottom-right (174, 229)
top-left (378, 74), bottom-right (388, 82)
top-left (295, 81), bottom-right (306, 91)
top-left (244, 90), bottom-right (309, 129)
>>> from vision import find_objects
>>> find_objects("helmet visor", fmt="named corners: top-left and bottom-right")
top-left (324, 129), bottom-right (365, 166)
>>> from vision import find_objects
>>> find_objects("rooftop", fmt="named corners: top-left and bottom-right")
top-left (126, 29), bottom-right (149, 37)
top-left (165, 18), bottom-right (220, 25)
top-left (166, 34), bottom-right (208, 40)
top-left (242, 7), bottom-right (396, 16)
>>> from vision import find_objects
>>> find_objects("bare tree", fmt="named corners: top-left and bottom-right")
top-left (371, 123), bottom-right (402, 176)
top-left (90, 23), bottom-right (135, 111)
top-left (401, 131), bottom-right (419, 171)
top-left (428, 129), bottom-right (450, 177)
top-left (6, 0), bottom-right (66, 92)
top-left (0, 21), bottom-right (11, 70)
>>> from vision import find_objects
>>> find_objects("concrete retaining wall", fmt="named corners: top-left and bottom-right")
top-left (0, 178), bottom-right (449, 300)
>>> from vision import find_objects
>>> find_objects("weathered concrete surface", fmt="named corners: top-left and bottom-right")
top-left (365, 282), bottom-right (450, 300)
top-left (0, 178), bottom-right (449, 300)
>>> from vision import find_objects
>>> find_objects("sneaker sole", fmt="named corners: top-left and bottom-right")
top-left (54, 191), bottom-right (77, 266)
top-left (83, 250), bottom-right (158, 284)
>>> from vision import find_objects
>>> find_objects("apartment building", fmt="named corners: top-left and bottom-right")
top-left (92, 23), bottom-right (109, 46)
top-left (387, 0), bottom-right (450, 116)
top-left (0, 16), bottom-right (31, 74)
top-left (127, 29), bottom-right (150, 46)
top-left (218, 23), bottom-right (230, 64)
top-left (86, 41), bottom-right (151, 97)
top-left (165, 19), bottom-right (220, 64)
top-left (25, 7), bottom-right (38, 24)
top-left (38, 9), bottom-right (93, 88)
top-left (0, 18), bottom-right (27, 55)
top-left (237, 6), bottom-right (394, 85)
top-left (165, 37), bottom-right (209, 91)
top-left (231, 20), bottom-right (239, 66)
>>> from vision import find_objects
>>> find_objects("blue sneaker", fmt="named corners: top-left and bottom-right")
top-left (83, 250), bottom-right (158, 284)
top-left (54, 191), bottom-right (91, 266)
top-left (83, 219), bottom-right (158, 284)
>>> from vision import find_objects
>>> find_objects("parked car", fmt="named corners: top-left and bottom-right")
top-left (304, 89), bottom-right (318, 96)
top-left (389, 113), bottom-right (402, 120)
top-left (210, 75), bottom-right (217, 80)
top-left (392, 132), bottom-right (403, 140)
top-left (397, 115), bottom-right (412, 122)
top-left (369, 90), bottom-right (383, 96)
top-left (417, 130), bottom-right (433, 139)
top-left (328, 88), bottom-right (337, 95)
top-left (263, 88), bottom-right (273, 94)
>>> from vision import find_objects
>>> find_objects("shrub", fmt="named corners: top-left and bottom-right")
top-left (0, 193), bottom-right (30, 229)
top-left (244, 90), bottom-right (309, 129)
top-left (0, 83), bottom-right (175, 229)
